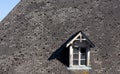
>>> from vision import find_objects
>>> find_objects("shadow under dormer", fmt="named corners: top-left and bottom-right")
top-left (48, 31), bottom-right (80, 67)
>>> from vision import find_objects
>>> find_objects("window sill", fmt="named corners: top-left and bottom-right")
top-left (67, 66), bottom-right (91, 70)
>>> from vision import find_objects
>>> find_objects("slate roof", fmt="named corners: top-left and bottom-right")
top-left (0, 0), bottom-right (120, 74)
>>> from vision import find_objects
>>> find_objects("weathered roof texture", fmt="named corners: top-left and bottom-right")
top-left (0, 0), bottom-right (120, 74)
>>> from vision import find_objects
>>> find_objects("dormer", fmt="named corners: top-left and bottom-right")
top-left (67, 31), bottom-right (95, 70)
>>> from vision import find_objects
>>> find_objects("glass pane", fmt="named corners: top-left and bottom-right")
top-left (80, 48), bottom-right (86, 53)
top-left (81, 53), bottom-right (86, 59)
top-left (73, 47), bottom-right (79, 53)
top-left (73, 54), bottom-right (79, 59)
top-left (73, 60), bottom-right (78, 65)
top-left (81, 60), bottom-right (86, 65)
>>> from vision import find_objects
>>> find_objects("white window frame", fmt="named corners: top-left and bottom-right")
top-left (70, 46), bottom-right (89, 66)
top-left (69, 46), bottom-right (91, 69)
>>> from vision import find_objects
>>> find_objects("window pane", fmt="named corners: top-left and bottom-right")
top-left (73, 54), bottom-right (79, 59)
top-left (81, 53), bottom-right (86, 59)
top-left (73, 60), bottom-right (78, 65)
top-left (73, 47), bottom-right (79, 53)
top-left (80, 48), bottom-right (86, 53)
top-left (81, 60), bottom-right (86, 65)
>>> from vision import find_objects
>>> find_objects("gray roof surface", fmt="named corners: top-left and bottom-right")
top-left (0, 0), bottom-right (120, 74)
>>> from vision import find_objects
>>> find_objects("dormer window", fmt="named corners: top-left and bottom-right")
top-left (73, 47), bottom-right (87, 66)
top-left (67, 31), bottom-right (95, 70)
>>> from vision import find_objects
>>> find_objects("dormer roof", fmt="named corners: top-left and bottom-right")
top-left (66, 31), bottom-right (95, 48)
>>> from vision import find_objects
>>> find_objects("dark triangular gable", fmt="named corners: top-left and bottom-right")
top-left (66, 31), bottom-right (95, 48)
top-left (80, 31), bottom-right (95, 48)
